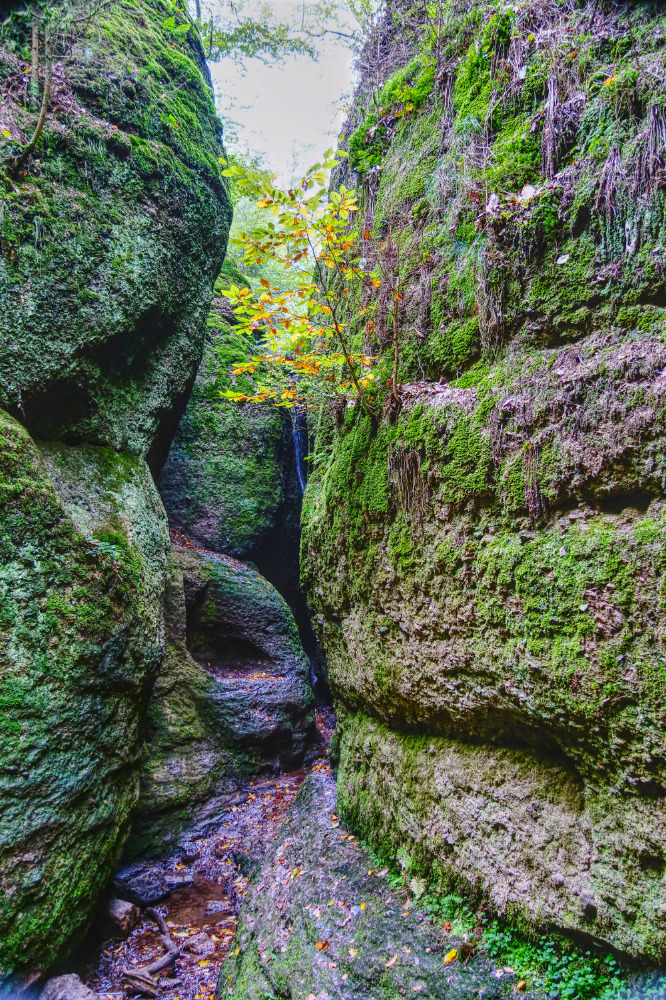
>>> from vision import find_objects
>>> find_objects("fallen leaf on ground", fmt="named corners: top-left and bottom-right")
top-left (444, 949), bottom-right (457, 964)
top-left (386, 954), bottom-right (398, 968)
top-left (349, 948), bottom-right (357, 957)
top-left (315, 940), bottom-right (329, 950)
top-left (516, 982), bottom-right (526, 991)
top-left (444, 921), bottom-right (452, 932)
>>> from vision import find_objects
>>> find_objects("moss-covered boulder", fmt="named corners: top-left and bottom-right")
top-left (0, 0), bottom-right (231, 461)
top-left (0, 411), bottom-right (169, 981)
top-left (301, 0), bottom-right (666, 964)
top-left (0, 0), bottom-right (231, 980)
top-left (129, 542), bottom-right (316, 854)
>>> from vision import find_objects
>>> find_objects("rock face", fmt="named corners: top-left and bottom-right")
top-left (0, 0), bottom-right (230, 981)
top-left (0, 0), bottom-right (231, 465)
top-left (301, 0), bottom-right (666, 963)
top-left (158, 271), bottom-right (291, 560)
top-left (158, 268), bottom-right (314, 645)
top-left (129, 541), bottom-right (316, 854)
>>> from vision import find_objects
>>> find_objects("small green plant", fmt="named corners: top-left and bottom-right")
top-left (483, 921), bottom-right (626, 1000)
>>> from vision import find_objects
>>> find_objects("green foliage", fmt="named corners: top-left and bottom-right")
top-left (219, 154), bottom-right (379, 415)
top-left (349, 55), bottom-right (435, 175)
top-left (483, 922), bottom-right (625, 1000)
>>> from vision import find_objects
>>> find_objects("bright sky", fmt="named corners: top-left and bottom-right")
top-left (208, 3), bottom-right (358, 183)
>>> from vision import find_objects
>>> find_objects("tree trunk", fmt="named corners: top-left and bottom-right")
top-left (11, 39), bottom-right (52, 172)
top-left (29, 15), bottom-right (40, 109)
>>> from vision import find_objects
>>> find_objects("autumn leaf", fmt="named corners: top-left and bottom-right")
top-left (348, 948), bottom-right (357, 958)
top-left (385, 954), bottom-right (398, 968)
top-left (260, 278), bottom-right (270, 288)
top-left (516, 982), bottom-right (527, 992)
top-left (444, 948), bottom-right (457, 964)
top-left (444, 921), bottom-right (452, 933)
top-left (315, 940), bottom-right (329, 950)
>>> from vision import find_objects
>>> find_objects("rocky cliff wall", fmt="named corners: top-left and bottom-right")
top-left (0, 0), bottom-right (230, 981)
top-left (302, 0), bottom-right (666, 963)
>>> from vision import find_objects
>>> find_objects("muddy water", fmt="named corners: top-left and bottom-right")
top-left (79, 709), bottom-right (334, 1000)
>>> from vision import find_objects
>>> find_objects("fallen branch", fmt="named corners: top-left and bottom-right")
top-left (121, 906), bottom-right (182, 995)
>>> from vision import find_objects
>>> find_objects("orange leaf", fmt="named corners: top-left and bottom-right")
top-left (444, 949), bottom-right (457, 964)
top-left (516, 982), bottom-right (526, 992)
top-left (444, 921), bottom-right (452, 933)
top-left (260, 278), bottom-right (270, 288)
top-left (315, 940), bottom-right (329, 951)
top-left (364, 229), bottom-right (370, 240)
top-left (396, 293), bottom-right (404, 300)
top-left (385, 954), bottom-right (398, 968)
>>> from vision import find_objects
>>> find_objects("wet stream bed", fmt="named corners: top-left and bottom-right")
top-left (78, 710), bottom-right (335, 1000)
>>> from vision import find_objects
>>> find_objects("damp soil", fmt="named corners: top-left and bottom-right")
top-left (78, 709), bottom-right (335, 1000)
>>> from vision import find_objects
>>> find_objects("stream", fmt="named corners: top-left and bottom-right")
top-left (77, 711), bottom-right (335, 1000)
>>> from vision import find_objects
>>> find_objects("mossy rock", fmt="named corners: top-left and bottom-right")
top-left (337, 712), bottom-right (666, 965)
top-left (302, 0), bottom-right (666, 965)
top-left (158, 291), bottom-right (289, 558)
top-left (220, 767), bottom-right (536, 1000)
top-left (129, 543), bottom-right (317, 855)
top-left (0, 0), bottom-right (232, 459)
top-left (0, 410), bottom-right (169, 982)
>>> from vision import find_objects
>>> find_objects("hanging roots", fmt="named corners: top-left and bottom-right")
top-left (388, 446), bottom-right (428, 536)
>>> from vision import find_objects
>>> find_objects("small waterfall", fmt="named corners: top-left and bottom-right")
top-left (291, 407), bottom-right (308, 495)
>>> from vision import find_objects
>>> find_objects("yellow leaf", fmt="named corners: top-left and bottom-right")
top-left (349, 948), bottom-right (357, 958)
top-left (360, 902), bottom-right (366, 910)
top-left (444, 948), bottom-right (457, 964)
top-left (385, 954), bottom-right (398, 968)
top-left (371, 279), bottom-right (381, 287)
top-left (516, 982), bottom-right (527, 992)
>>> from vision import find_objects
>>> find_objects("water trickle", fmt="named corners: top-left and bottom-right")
top-left (291, 407), bottom-right (308, 495)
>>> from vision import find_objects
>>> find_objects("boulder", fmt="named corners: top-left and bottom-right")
top-left (125, 543), bottom-right (316, 855)
top-left (39, 974), bottom-right (98, 1000)
top-left (0, 0), bottom-right (230, 981)
top-left (0, 412), bottom-right (169, 978)
top-left (0, 1), bottom-right (231, 462)
top-left (95, 898), bottom-right (140, 941)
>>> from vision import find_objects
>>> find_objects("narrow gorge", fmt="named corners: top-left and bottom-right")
top-left (1, 1), bottom-right (666, 999)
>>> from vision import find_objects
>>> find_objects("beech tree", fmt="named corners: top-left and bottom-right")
top-left (219, 154), bottom-right (380, 419)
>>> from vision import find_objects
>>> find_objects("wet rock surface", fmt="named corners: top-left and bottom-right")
top-left (221, 765), bottom-right (536, 1000)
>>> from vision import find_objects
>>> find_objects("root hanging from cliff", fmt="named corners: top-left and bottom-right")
top-left (388, 446), bottom-right (428, 537)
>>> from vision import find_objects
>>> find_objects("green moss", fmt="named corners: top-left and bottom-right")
top-left (0, 410), bottom-right (167, 979)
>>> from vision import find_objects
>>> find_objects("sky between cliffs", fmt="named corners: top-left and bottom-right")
top-left (208, 1), bottom-right (358, 183)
